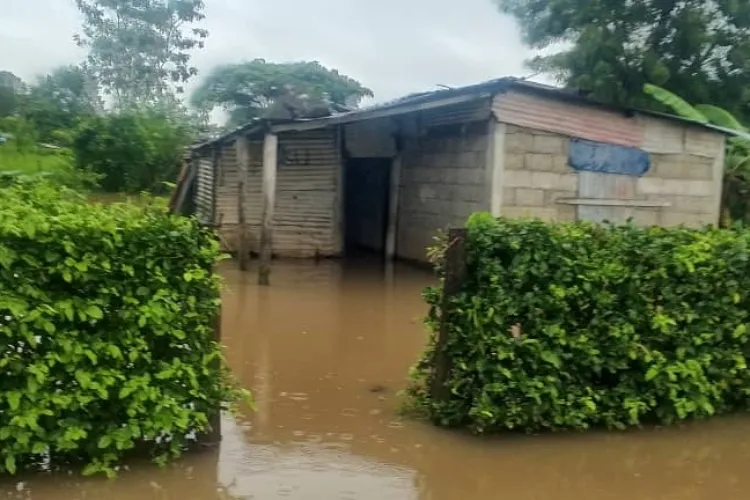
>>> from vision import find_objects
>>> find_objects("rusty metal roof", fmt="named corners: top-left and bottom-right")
top-left (191, 77), bottom-right (747, 151)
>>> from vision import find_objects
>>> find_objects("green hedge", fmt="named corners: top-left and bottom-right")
top-left (410, 213), bottom-right (750, 433)
top-left (0, 182), bottom-right (243, 476)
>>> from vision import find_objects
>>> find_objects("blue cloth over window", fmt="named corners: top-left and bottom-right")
top-left (569, 138), bottom-right (650, 176)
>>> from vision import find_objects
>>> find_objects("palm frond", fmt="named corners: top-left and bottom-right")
top-left (695, 104), bottom-right (748, 133)
top-left (643, 84), bottom-right (708, 123)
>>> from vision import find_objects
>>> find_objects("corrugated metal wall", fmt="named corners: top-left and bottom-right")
top-left (194, 156), bottom-right (215, 224)
top-left (214, 129), bottom-right (341, 257)
top-left (420, 99), bottom-right (491, 128)
top-left (215, 139), bottom-right (263, 227)
top-left (274, 129), bottom-right (341, 256)
top-left (493, 90), bottom-right (643, 147)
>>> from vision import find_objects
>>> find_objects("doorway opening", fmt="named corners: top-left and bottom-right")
top-left (343, 157), bottom-right (392, 258)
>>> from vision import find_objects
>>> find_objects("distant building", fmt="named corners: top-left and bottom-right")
top-left (0, 71), bottom-right (24, 92)
top-left (176, 78), bottom-right (739, 263)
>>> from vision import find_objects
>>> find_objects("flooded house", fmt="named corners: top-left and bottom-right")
top-left (175, 78), bottom-right (730, 264)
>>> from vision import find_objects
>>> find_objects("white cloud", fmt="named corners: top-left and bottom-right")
top-left (0, 0), bottom-right (532, 101)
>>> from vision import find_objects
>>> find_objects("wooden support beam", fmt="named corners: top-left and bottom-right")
top-left (258, 133), bottom-right (278, 286)
top-left (235, 136), bottom-right (250, 271)
top-left (199, 306), bottom-right (223, 447)
top-left (210, 145), bottom-right (220, 225)
top-left (430, 228), bottom-right (467, 405)
top-left (385, 153), bottom-right (403, 260)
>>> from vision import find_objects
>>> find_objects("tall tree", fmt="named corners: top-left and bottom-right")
top-left (24, 66), bottom-right (102, 142)
top-left (495, 0), bottom-right (750, 119)
top-left (0, 71), bottom-right (24, 118)
top-left (74, 0), bottom-right (208, 107)
top-left (191, 60), bottom-right (374, 127)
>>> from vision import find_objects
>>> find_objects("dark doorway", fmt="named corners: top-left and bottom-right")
top-left (344, 158), bottom-right (392, 255)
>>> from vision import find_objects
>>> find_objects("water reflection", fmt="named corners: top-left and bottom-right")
top-left (4, 258), bottom-right (750, 499)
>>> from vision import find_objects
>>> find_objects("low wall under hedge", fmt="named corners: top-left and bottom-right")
top-left (0, 182), bottom-right (241, 476)
top-left (411, 212), bottom-right (750, 433)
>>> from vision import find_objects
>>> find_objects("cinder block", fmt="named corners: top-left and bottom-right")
top-left (504, 169), bottom-right (533, 188)
top-left (662, 195), bottom-right (715, 214)
top-left (637, 178), bottom-right (664, 195)
top-left (530, 172), bottom-right (578, 191)
top-left (466, 135), bottom-right (488, 153)
top-left (455, 185), bottom-right (484, 203)
top-left (502, 188), bottom-right (516, 206)
top-left (525, 153), bottom-right (554, 171)
top-left (505, 131), bottom-right (534, 154)
top-left (458, 169), bottom-right (485, 185)
top-left (631, 208), bottom-right (661, 226)
top-left (669, 179), bottom-right (714, 196)
top-left (501, 206), bottom-right (559, 222)
top-left (556, 205), bottom-right (577, 221)
top-left (545, 189), bottom-right (575, 204)
top-left (661, 211), bottom-right (708, 228)
top-left (515, 188), bottom-right (545, 206)
top-left (655, 161), bottom-right (687, 179)
top-left (552, 155), bottom-right (570, 173)
top-left (685, 128), bottom-right (723, 158)
top-left (505, 153), bottom-right (524, 171)
top-left (532, 135), bottom-right (565, 154)
top-left (640, 177), bottom-right (714, 196)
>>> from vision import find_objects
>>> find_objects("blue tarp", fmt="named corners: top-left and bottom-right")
top-left (569, 138), bottom-right (650, 177)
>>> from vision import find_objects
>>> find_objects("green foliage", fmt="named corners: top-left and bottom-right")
top-left (0, 71), bottom-right (24, 118)
top-left (75, 0), bottom-right (208, 106)
top-left (411, 213), bottom-right (750, 433)
top-left (23, 66), bottom-right (102, 144)
top-left (72, 110), bottom-right (192, 193)
top-left (191, 59), bottom-right (374, 127)
top-left (0, 182), bottom-right (245, 476)
top-left (495, 0), bottom-right (750, 119)
top-left (643, 84), bottom-right (708, 124)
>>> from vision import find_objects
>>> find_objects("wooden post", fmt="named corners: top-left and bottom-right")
top-left (235, 136), bottom-right (250, 271)
top-left (429, 228), bottom-right (467, 404)
top-left (258, 133), bottom-right (278, 286)
top-left (200, 307), bottom-right (222, 447)
top-left (385, 153), bottom-right (403, 260)
top-left (211, 145), bottom-right (220, 225)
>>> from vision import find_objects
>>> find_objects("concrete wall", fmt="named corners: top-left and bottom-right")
top-left (396, 123), bottom-right (489, 261)
top-left (498, 120), bottom-right (725, 227)
top-left (500, 125), bottom-right (578, 222)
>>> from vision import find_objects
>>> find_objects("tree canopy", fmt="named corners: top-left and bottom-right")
top-left (495, 0), bottom-right (750, 119)
top-left (74, 0), bottom-right (208, 107)
top-left (23, 66), bottom-right (102, 142)
top-left (191, 59), bottom-right (374, 127)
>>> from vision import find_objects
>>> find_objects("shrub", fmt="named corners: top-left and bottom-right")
top-left (410, 213), bottom-right (750, 433)
top-left (72, 110), bottom-right (191, 193)
top-left (0, 182), bottom-right (245, 476)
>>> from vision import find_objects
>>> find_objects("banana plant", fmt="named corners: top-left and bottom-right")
top-left (644, 84), bottom-right (750, 226)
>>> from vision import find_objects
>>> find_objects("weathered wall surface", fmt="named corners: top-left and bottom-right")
top-left (500, 125), bottom-right (578, 222)
top-left (495, 90), bottom-right (725, 227)
top-left (214, 129), bottom-right (342, 257)
top-left (499, 122), bottom-right (724, 227)
top-left (396, 123), bottom-right (489, 262)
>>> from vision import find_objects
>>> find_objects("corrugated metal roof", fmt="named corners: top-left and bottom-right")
top-left (192, 77), bottom-right (746, 151)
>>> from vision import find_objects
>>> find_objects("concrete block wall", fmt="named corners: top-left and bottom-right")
top-left (635, 123), bottom-right (724, 227)
top-left (397, 125), bottom-right (488, 261)
top-left (501, 125), bottom-right (577, 222)
top-left (500, 123), bottom-right (725, 227)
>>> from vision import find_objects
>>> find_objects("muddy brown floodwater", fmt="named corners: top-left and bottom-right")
top-left (5, 258), bottom-right (750, 499)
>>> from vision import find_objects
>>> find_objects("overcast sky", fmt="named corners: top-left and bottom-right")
top-left (0, 0), bottom-right (535, 103)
